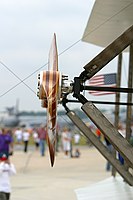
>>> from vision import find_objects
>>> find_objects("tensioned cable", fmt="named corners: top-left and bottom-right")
top-left (0, 61), bottom-right (49, 98)
top-left (0, 61), bottom-right (48, 98)
top-left (0, 1), bottom-right (133, 98)
top-left (0, 61), bottom-right (36, 95)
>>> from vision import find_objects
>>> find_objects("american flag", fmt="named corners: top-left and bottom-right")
top-left (88, 73), bottom-right (117, 96)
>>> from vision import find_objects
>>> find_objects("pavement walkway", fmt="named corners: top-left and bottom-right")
top-left (10, 146), bottom-right (112, 200)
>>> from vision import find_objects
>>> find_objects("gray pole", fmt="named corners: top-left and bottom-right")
top-left (112, 53), bottom-right (122, 177)
top-left (126, 43), bottom-right (133, 141)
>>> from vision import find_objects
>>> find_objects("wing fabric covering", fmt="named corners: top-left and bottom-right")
top-left (42, 34), bottom-right (59, 167)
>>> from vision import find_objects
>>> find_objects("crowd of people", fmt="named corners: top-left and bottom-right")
top-left (0, 125), bottom-right (82, 200)
top-left (0, 125), bottom-right (82, 158)
top-left (0, 122), bottom-right (133, 199)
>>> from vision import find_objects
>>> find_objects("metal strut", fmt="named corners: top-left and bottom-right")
top-left (66, 99), bottom-right (133, 106)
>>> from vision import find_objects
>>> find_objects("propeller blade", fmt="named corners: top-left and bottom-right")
top-left (46, 34), bottom-right (59, 167)
top-left (37, 34), bottom-right (60, 166)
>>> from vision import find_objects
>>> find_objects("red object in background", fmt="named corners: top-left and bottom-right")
top-left (96, 129), bottom-right (101, 137)
top-left (0, 154), bottom-right (8, 161)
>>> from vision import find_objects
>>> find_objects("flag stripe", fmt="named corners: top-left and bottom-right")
top-left (88, 73), bottom-right (116, 96)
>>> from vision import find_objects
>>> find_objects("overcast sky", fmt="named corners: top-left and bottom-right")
top-left (0, 0), bottom-right (129, 112)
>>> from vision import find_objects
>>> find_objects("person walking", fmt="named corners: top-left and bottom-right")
top-left (37, 125), bottom-right (47, 156)
top-left (32, 128), bottom-right (40, 150)
top-left (61, 127), bottom-right (72, 158)
top-left (104, 137), bottom-right (113, 171)
top-left (22, 129), bottom-right (30, 153)
top-left (74, 133), bottom-right (80, 145)
top-left (14, 127), bottom-right (23, 145)
top-left (0, 128), bottom-right (13, 157)
top-left (0, 153), bottom-right (16, 200)
top-left (118, 125), bottom-right (125, 165)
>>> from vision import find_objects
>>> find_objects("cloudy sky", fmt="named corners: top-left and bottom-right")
top-left (0, 0), bottom-right (129, 112)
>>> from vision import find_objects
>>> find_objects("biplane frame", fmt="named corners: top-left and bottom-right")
top-left (62, 25), bottom-right (133, 186)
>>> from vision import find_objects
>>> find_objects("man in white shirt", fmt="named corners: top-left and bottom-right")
top-left (0, 153), bottom-right (16, 200)
top-left (74, 133), bottom-right (80, 145)
top-left (14, 128), bottom-right (23, 144)
top-left (22, 129), bottom-right (30, 153)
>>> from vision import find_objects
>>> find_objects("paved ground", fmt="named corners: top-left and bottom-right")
top-left (10, 145), bottom-right (111, 200)
top-left (75, 176), bottom-right (133, 200)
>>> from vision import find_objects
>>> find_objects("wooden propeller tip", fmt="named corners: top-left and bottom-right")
top-left (47, 137), bottom-right (56, 167)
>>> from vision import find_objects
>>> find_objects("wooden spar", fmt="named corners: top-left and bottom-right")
top-left (81, 102), bottom-right (133, 168)
top-left (80, 25), bottom-right (133, 81)
top-left (66, 110), bottom-right (133, 186)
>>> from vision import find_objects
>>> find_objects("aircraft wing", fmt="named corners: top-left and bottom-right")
top-left (82, 0), bottom-right (133, 49)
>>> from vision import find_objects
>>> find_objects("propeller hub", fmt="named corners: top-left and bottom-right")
top-left (60, 74), bottom-right (73, 98)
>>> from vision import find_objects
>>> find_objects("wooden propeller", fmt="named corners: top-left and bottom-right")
top-left (37, 34), bottom-right (60, 167)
